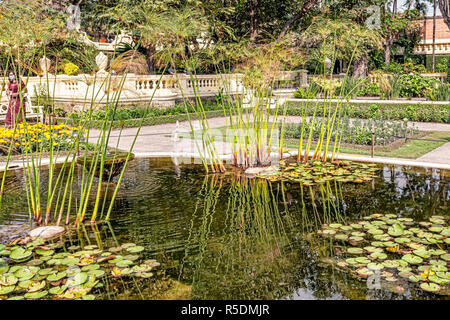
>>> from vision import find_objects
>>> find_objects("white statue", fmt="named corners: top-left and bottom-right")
top-left (95, 52), bottom-right (108, 73)
top-left (39, 56), bottom-right (51, 76)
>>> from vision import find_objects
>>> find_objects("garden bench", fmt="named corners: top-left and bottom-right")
top-left (0, 94), bottom-right (44, 123)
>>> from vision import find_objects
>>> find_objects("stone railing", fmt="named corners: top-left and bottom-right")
top-left (414, 39), bottom-right (450, 55)
top-left (9, 73), bottom-right (246, 109)
top-left (1, 70), bottom-right (307, 111)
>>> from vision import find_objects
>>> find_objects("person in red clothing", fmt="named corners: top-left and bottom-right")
top-left (5, 71), bottom-right (27, 128)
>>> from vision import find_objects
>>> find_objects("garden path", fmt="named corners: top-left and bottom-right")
top-left (88, 116), bottom-right (450, 166)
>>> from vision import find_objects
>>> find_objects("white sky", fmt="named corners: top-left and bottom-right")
top-left (398, 0), bottom-right (441, 16)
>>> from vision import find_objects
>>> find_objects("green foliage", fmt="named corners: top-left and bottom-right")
top-left (426, 83), bottom-right (450, 101)
top-left (436, 58), bottom-right (449, 73)
top-left (285, 102), bottom-right (450, 123)
top-left (384, 59), bottom-right (427, 74)
top-left (397, 74), bottom-right (439, 98)
top-left (283, 117), bottom-right (419, 146)
top-left (357, 82), bottom-right (381, 97)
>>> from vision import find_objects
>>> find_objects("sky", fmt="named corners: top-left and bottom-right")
top-left (398, 0), bottom-right (442, 16)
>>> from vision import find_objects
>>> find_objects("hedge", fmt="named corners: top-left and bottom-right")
top-left (284, 101), bottom-right (450, 123)
top-left (54, 109), bottom-right (225, 129)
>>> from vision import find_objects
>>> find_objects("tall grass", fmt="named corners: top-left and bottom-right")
top-left (0, 41), bottom-right (163, 227)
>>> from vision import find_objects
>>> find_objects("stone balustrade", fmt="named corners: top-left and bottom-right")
top-left (0, 70), bottom-right (306, 111)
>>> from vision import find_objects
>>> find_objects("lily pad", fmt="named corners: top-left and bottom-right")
top-left (420, 282), bottom-right (440, 292)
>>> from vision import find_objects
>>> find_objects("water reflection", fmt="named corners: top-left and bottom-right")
top-left (0, 159), bottom-right (448, 300)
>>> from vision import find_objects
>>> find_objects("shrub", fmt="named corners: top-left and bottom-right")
top-left (397, 74), bottom-right (439, 98)
top-left (357, 82), bottom-right (381, 97)
top-left (64, 62), bottom-right (80, 76)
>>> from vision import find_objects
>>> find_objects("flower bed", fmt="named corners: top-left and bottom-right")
top-left (0, 123), bottom-right (87, 155)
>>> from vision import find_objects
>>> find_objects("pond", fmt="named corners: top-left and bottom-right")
top-left (0, 158), bottom-right (449, 300)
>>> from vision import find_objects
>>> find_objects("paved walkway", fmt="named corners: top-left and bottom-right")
top-left (2, 116), bottom-right (449, 171)
top-left (87, 116), bottom-right (450, 167)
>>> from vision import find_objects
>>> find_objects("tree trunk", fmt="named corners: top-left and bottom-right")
top-left (278, 0), bottom-right (317, 40)
top-left (432, 0), bottom-right (437, 72)
top-left (145, 45), bottom-right (155, 73)
top-left (249, 0), bottom-right (258, 40)
top-left (352, 56), bottom-right (368, 79)
top-left (438, 0), bottom-right (450, 30)
top-left (385, 35), bottom-right (394, 65)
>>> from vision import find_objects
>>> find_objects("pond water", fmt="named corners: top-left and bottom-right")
top-left (0, 158), bottom-right (449, 300)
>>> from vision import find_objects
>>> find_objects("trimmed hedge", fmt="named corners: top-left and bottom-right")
top-left (284, 101), bottom-right (450, 123)
top-left (54, 109), bottom-right (225, 129)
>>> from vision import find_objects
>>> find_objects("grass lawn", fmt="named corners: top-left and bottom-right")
top-left (179, 126), bottom-right (450, 160)
top-left (284, 131), bottom-right (450, 159)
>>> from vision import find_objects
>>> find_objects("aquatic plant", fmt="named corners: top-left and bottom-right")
top-left (312, 213), bottom-right (450, 296)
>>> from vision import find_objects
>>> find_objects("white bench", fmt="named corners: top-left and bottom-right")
top-left (0, 94), bottom-right (44, 123)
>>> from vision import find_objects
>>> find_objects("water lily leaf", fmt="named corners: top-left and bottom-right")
top-left (10, 247), bottom-right (33, 262)
top-left (364, 246), bottom-right (383, 253)
top-left (0, 285), bottom-right (15, 294)
top-left (135, 272), bottom-right (153, 278)
top-left (81, 294), bottom-right (95, 300)
top-left (355, 257), bottom-right (371, 264)
top-left (413, 249), bottom-right (431, 259)
top-left (38, 268), bottom-right (56, 276)
top-left (334, 234), bottom-right (348, 241)
top-left (27, 280), bottom-right (46, 293)
top-left (329, 224), bottom-right (342, 229)
top-left (87, 269), bottom-right (105, 278)
top-left (66, 272), bottom-right (88, 287)
top-left (402, 254), bottom-right (423, 264)
top-left (60, 257), bottom-right (79, 266)
top-left (440, 254), bottom-right (450, 261)
top-left (7, 296), bottom-right (25, 300)
top-left (126, 246), bottom-right (144, 253)
top-left (356, 268), bottom-right (374, 277)
top-left (420, 282), bottom-right (440, 292)
top-left (347, 248), bottom-right (363, 254)
top-left (428, 275), bottom-right (449, 284)
top-left (15, 267), bottom-right (39, 280)
top-left (370, 252), bottom-right (387, 260)
top-left (83, 245), bottom-right (98, 250)
top-left (388, 223), bottom-right (404, 237)
top-left (81, 264), bottom-right (100, 272)
top-left (0, 274), bottom-right (18, 286)
top-left (367, 229), bottom-right (384, 235)
top-left (409, 274), bottom-right (426, 282)
top-left (367, 263), bottom-right (384, 270)
top-left (49, 285), bottom-right (67, 295)
top-left (24, 290), bottom-right (48, 299)
top-left (115, 260), bottom-right (133, 267)
top-left (47, 272), bottom-right (67, 282)
top-left (35, 248), bottom-right (54, 256)
top-left (120, 243), bottom-right (136, 249)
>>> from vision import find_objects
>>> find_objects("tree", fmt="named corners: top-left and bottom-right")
top-left (302, 16), bottom-right (383, 78)
top-left (437, 0), bottom-right (450, 29)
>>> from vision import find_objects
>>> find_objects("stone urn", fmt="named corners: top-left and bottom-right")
top-left (39, 56), bottom-right (51, 76)
top-left (76, 150), bottom-right (135, 180)
top-left (95, 52), bottom-right (108, 74)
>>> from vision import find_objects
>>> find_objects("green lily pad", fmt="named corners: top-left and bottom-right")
top-left (347, 247), bottom-right (363, 254)
top-left (24, 290), bottom-right (48, 299)
top-left (367, 263), bottom-right (384, 270)
top-left (10, 247), bottom-right (33, 262)
top-left (47, 272), bottom-right (67, 282)
top-left (402, 254), bottom-right (423, 264)
top-left (388, 223), bottom-right (404, 237)
top-left (0, 285), bottom-right (15, 294)
top-left (126, 246), bottom-right (144, 253)
top-left (420, 282), bottom-right (440, 292)
top-left (0, 274), bottom-right (18, 286)
top-left (35, 248), bottom-right (54, 256)
top-left (66, 272), bottom-right (88, 287)
top-left (370, 252), bottom-right (387, 260)
top-left (115, 260), bottom-right (134, 267)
